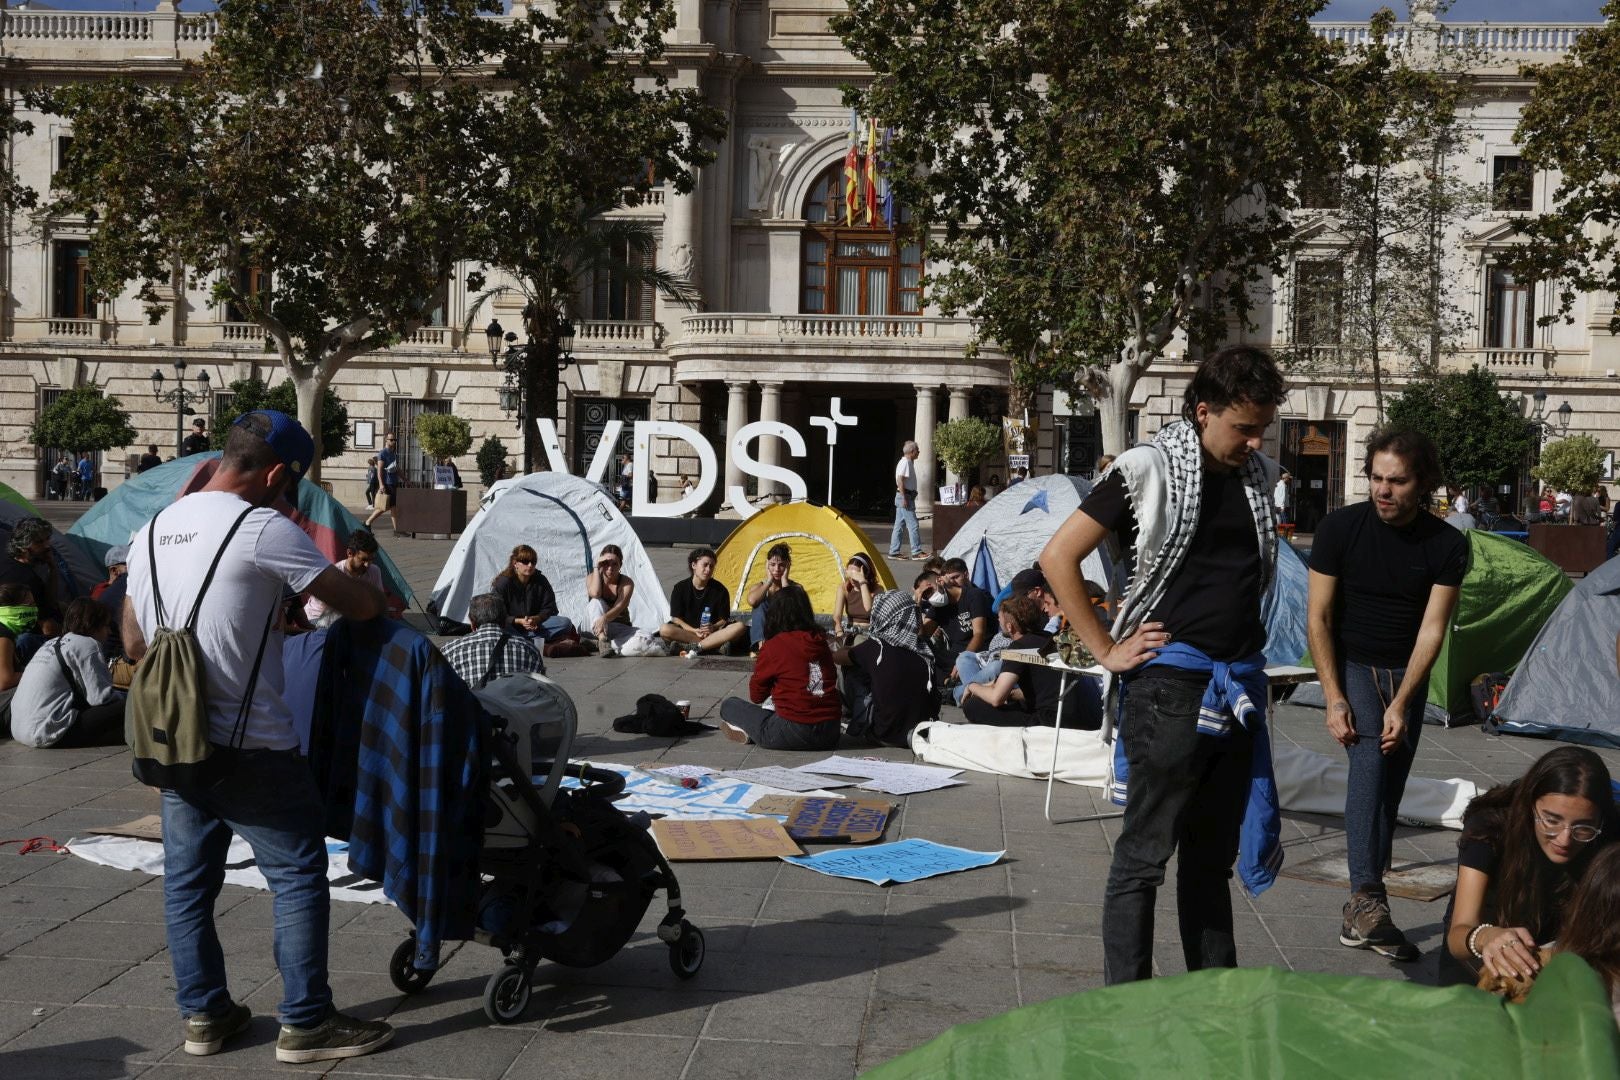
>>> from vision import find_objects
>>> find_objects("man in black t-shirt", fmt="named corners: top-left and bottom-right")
top-left (181, 418), bottom-right (210, 456)
top-left (659, 547), bottom-right (747, 655)
top-left (1040, 345), bottom-right (1286, 986)
top-left (937, 557), bottom-right (992, 674)
top-left (1308, 428), bottom-right (1466, 962)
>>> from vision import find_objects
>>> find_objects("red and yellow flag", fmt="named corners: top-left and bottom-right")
top-left (844, 110), bottom-right (861, 224)
top-left (864, 118), bottom-right (880, 226)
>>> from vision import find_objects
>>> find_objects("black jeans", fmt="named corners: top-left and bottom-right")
top-left (54, 699), bottom-right (127, 748)
top-left (1102, 673), bottom-right (1255, 985)
top-left (719, 698), bottom-right (841, 751)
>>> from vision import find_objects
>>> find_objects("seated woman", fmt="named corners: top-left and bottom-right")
top-left (10, 598), bottom-right (126, 748)
top-left (492, 543), bottom-right (579, 648)
top-left (720, 583), bottom-right (842, 750)
top-left (834, 589), bottom-right (936, 747)
top-left (584, 544), bottom-right (661, 655)
top-left (745, 543), bottom-right (794, 651)
top-left (304, 529), bottom-right (384, 629)
top-left (831, 553), bottom-right (878, 638)
top-left (1442, 746), bottom-right (1618, 987)
top-left (957, 596), bottom-right (1100, 728)
top-left (1555, 844), bottom-right (1620, 1025)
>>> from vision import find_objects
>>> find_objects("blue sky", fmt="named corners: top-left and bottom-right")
top-left (13, 0), bottom-right (1611, 19)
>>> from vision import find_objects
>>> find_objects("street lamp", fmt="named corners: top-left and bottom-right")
top-left (485, 319), bottom-right (503, 362)
top-left (555, 317), bottom-right (575, 372)
top-left (151, 359), bottom-right (211, 454)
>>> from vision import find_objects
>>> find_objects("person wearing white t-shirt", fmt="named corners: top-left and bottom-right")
top-left (121, 410), bottom-right (394, 1065)
top-left (1273, 471), bottom-right (1291, 526)
top-left (888, 440), bottom-right (925, 559)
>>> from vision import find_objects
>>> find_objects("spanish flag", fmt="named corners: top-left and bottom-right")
top-left (844, 110), bottom-right (861, 224)
top-left (864, 117), bottom-right (880, 226)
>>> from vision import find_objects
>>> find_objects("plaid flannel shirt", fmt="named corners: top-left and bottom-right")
top-left (440, 623), bottom-right (543, 688)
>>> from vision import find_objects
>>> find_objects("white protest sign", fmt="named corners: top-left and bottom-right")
top-left (68, 834), bottom-right (391, 904)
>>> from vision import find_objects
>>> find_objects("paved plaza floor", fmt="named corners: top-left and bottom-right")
top-left (2, 503), bottom-right (1615, 1078)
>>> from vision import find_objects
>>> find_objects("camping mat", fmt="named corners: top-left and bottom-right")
top-left (1279, 852), bottom-right (1457, 901)
top-left (692, 656), bottom-right (757, 672)
top-left (864, 954), bottom-right (1620, 1080)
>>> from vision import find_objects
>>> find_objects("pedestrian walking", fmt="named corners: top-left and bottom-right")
top-left (888, 440), bottom-right (925, 560)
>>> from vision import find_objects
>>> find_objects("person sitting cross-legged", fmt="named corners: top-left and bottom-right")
top-left (958, 595), bottom-right (1101, 729)
top-left (491, 544), bottom-right (579, 650)
top-left (441, 592), bottom-right (543, 688)
top-left (11, 597), bottom-right (126, 748)
top-left (834, 589), bottom-right (937, 747)
top-left (660, 547), bottom-right (748, 656)
top-left (719, 583), bottom-right (842, 750)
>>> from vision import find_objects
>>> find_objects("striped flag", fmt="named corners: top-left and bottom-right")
top-left (879, 127), bottom-right (895, 230)
top-left (844, 110), bottom-right (861, 224)
top-left (864, 117), bottom-right (880, 226)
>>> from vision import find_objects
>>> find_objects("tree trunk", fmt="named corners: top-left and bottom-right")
top-left (524, 307), bottom-right (562, 475)
top-left (1099, 360), bottom-right (1140, 457)
top-left (292, 367), bottom-right (330, 483)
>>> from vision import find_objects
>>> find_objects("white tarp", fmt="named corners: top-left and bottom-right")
top-left (940, 474), bottom-right (1117, 597)
top-left (66, 834), bottom-right (392, 904)
top-left (428, 472), bottom-right (669, 631)
top-left (910, 722), bottom-right (1477, 829)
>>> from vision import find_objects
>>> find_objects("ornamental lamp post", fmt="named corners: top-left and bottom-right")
top-left (151, 359), bottom-right (211, 455)
top-left (485, 319), bottom-right (503, 362)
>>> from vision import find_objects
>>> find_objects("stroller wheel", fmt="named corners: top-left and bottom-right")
top-left (389, 936), bottom-right (435, 995)
top-left (668, 922), bottom-right (705, 980)
top-left (483, 963), bottom-right (532, 1024)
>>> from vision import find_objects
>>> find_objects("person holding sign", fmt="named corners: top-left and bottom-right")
top-left (720, 584), bottom-right (842, 750)
top-left (1040, 345), bottom-right (1286, 986)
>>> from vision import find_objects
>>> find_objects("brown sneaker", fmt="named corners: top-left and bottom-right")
top-left (275, 1011), bottom-right (394, 1064)
top-left (1340, 892), bottom-right (1419, 962)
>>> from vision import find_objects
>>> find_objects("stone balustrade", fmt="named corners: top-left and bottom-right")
top-left (576, 320), bottom-right (653, 344)
top-left (680, 313), bottom-right (979, 343)
top-left (1309, 22), bottom-right (1592, 62)
top-left (220, 322), bottom-right (265, 342)
top-left (45, 317), bottom-right (100, 340)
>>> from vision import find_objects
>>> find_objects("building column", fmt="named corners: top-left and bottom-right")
top-left (914, 384), bottom-right (937, 518)
top-left (757, 380), bottom-right (783, 502)
top-left (944, 387), bottom-right (970, 486)
top-left (723, 379), bottom-right (749, 506)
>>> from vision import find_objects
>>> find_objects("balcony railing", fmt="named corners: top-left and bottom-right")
top-left (681, 313), bottom-right (976, 342)
top-left (220, 322), bottom-right (266, 342)
top-left (45, 318), bottom-right (100, 340)
top-left (1470, 347), bottom-right (1555, 372)
top-left (3, 12), bottom-right (153, 43)
top-left (402, 325), bottom-right (450, 347)
top-left (1310, 22), bottom-right (1590, 58)
top-left (577, 320), bottom-right (654, 344)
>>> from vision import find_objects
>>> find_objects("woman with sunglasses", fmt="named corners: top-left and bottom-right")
top-left (1443, 746), bottom-right (1618, 987)
top-left (491, 544), bottom-right (578, 649)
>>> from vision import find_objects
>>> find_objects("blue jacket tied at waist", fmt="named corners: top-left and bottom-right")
top-left (1109, 641), bottom-right (1282, 897)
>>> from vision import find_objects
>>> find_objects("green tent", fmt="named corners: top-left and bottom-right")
top-left (866, 954), bottom-right (1620, 1079)
top-left (0, 479), bottom-right (40, 515)
top-left (1427, 530), bottom-right (1571, 720)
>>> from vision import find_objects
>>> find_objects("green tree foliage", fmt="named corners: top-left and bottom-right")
top-left (1509, 4), bottom-right (1620, 334)
top-left (28, 386), bottom-right (136, 455)
top-left (933, 418), bottom-right (1003, 479)
top-left (1533, 434), bottom-right (1605, 500)
top-left (466, 1), bottom-right (724, 470)
top-left (211, 378), bottom-right (348, 459)
top-left (836, 0), bottom-right (1382, 454)
top-left (476, 435), bottom-right (509, 489)
top-left (415, 412), bottom-right (473, 461)
top-left (1385, 366), bottom-right (1533, 493)
top-left (1307, 6), bottom-right (1488, 414)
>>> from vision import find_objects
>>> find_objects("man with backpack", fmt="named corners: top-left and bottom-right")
top-left (122, 410), bottom-right (393, 1064)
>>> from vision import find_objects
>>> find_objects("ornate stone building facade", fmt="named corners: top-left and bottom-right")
top-left (0, 5), bottom-right (1613, 522)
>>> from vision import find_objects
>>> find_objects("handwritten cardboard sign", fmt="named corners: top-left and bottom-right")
top-left (651, 817), bottom-right (803, 861)
top-left (749, 795), bottom-right (894, 844)
top-left (782, 839), bottom-right (1004, 885)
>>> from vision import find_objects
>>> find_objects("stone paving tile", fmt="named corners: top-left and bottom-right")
top-left (0, 1000), bottom-right (64, 1043)
top-left (3, 1002), bottom-right (175, 1063)
top-left (7, 918), bottom-right (168, 965)
top-left (704, 987), bottom-right (870, 1045)
top-left (0, 1051), bottom-right (150, 1080)
top-left (324, 1021), bottom-right (534, 1080)
top-left (685, 1037), bottom-right (859, 1080)
top-left (504, 1032), bottom-right (696, 1080)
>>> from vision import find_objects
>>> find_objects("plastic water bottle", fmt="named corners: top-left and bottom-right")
top-left (700, 605), bottom-right (711, 628)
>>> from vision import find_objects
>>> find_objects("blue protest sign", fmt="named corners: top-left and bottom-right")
top-left (782, 838), bottom-right (1004, 885)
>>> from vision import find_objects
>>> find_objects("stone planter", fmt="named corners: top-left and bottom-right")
top-left (394, 486), bottom-right (468, 539)
top-left (1527, 523), bottom-right (1606, 574)
top-left (932, 503), bottom-right (977, 554)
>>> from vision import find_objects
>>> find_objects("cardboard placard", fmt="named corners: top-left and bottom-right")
top-left (750, 795), bottom-right (894, 844)
top-left (91, 814), bottom-right (163, 841)
top-left (651, 818), bottom-right (803, 861)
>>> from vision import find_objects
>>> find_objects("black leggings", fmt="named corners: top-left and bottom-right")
top-left (54, 699), bottom-right (127, 748)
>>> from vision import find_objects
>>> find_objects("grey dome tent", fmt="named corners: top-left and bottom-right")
top-left (941, 475), bottom-right (1117, 598)
top-left (1491, 555), bottom-right (1620, 748)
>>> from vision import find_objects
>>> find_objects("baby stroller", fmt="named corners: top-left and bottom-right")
top-left (386, 673), bottom-right (704, 1024)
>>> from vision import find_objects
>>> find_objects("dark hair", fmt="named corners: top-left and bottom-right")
top-left (943, 557), bottom-right (969, 575)
top-left (1363, 426), bottom-right (1444, 497)
top-left (1460, 747), bottom-right (1617, 937)
top-left (1000, 595), bottom-right (1043, 635)
top-left (920, 555), bottom-right (945, 575)
top-left (688, 547), bottom-right (717, 569)
top-left (493, 543), bottom-right (538, 589)
top-left (766, 542), bottom-right (792, 564)
top-left (468, 592), bottom-right (506, 629)
top-left (846, 553), bottom-right (876, 591)
top-left (221, 412), bottom-right (282, 474)
top-left (599, 544), bottom-right (624, 563)
top-left (0, 583), bottom-right (34, 606)
top-left (64, 597), bottom-right (112, 638)
top-left (346, 529), bottom-right (379, 555)
top-left (1558, 845), bottom-right (1620, 997)
top-left (912, 570), bottom-right (937, 590)
top-left (1181, 345), bottom-right (1287, 422)
top-left (763, 583), bottom-right (817, 638)
top-left (7, 518), bottom-right (51, 561)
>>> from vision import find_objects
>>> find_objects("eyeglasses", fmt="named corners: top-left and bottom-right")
top-left (1533, 808), bottom-right (1602, 844)
top-left (599, 560), bottom-right (620, 569)
top-left (514, 558), bottom-right (535, 566)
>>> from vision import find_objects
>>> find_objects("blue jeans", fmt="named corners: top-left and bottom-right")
top-left (1341, 661), bottom-right (1425, 896)
top-left (750, 601), bottom-right (770, 647)
top-left (161, 748), bottom-right (332, 1027)
top-left (952, 652), bottom-right (1001, 706)
top-left (889, 491), bottom-right (922, 556)
top-left (1102, 674), bottom-right (1253, 984)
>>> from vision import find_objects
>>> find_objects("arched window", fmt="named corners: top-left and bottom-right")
top-left (801, 162), bottom-right (921, 316)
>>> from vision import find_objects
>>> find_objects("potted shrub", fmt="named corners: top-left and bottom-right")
top-left (932, 417), bottom-right (1003, 549)
top-left (396, 413), bottom-right (473, 537)
top-left (1528, 433), bottom-right (1607, 573)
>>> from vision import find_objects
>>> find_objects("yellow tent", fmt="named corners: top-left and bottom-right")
top-left (715, 503), bottom-right (897, 615)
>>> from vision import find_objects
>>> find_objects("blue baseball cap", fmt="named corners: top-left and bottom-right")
top-left (235, 409), bottom-right (315, 479)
